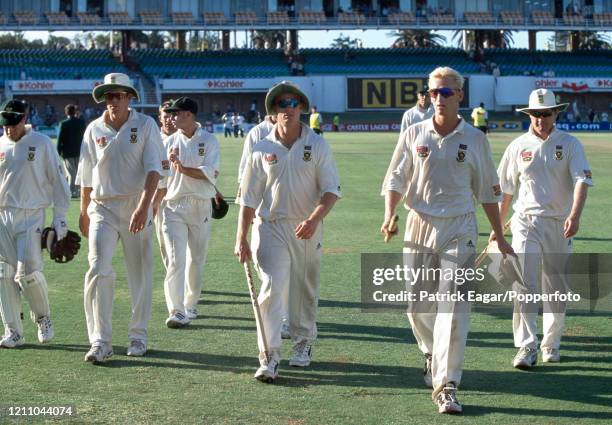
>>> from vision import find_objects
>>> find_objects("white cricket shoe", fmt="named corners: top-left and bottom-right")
top-left (281, 322), bottom-right (291, 339)
top-left (289, 341), bottom-right (312, 367)
top-left (254, 356), bottom-right (279, 383)
top-left (513, 346), bottom-right (537, 370)
top-left (84, 342), bottom-right (113, 363)
top-left (542, 347), bottom-right (561, 363)
top-left (435, 383), bottom-right (462, 414)
top-left (127, 339), bottom-right (147, 357)
top-left (165, 311), bottom-right (190, 328)
top-left (186, 308), bottom-right (198, 320)
top-left (36, 316), bottom-right (54, 343)
top-left (0, 329), bottom-right (25, 348)
top-left (423, 353), bottom-right (433, 388)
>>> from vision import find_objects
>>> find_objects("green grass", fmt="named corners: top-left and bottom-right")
top-left (0, 131), bottom-right (610, 424)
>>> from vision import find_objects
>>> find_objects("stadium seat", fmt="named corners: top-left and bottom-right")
top-left (45, 11), bottom-right (69, 25)
top-left (171, 12), bottom-right (194, 25)
top-left (298, 10), bottom-right (326, 24)
top-left (531, 11), bottom-right (554, 25)
top-left (76, 12), bottom-right (101, 25)
top-left (14, 11), bottom-right (39, 25)
top-left (563, 12), bottom-right (585, 25)
top-left (388, 12), bottom-right (415, 25)
top-left (464, 11), bottom-right (493, 25)
top-left (500, 11), bottom-right (524, 25)
top-left (109, 11), bottom-right (132, 25)
top-left (235, 10), bottom-right (257, 25)
top-left (427, 13), bottom-right (455, 25)
top-left (338, 12), bottom-right (366, 25)
top-left (203, 12), bottom-right (226, 25)
top-left (267, 11), bottom-right (289, 25)
top-left (140, 10), bottom-right (163, 25)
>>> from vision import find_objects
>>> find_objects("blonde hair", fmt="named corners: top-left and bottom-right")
top-left (429, 67), bottom-right (465, 90)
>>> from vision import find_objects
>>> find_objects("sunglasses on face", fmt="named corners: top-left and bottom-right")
top-left (104, 92), bottom-right (128, 101)
top-left (529, 110), bottom-right (554, 118)
top-left (277, 98), bottom-right (300, 109)
top-left (428, 87), bottom-right (456, 98)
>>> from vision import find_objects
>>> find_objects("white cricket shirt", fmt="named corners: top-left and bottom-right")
top-left (400, 104), bottom-right (435, 133)
top-left (382, 117), bottom-right (501, 218)
top-left (76, 109), bottom-right (166, 200)
top-left (0, 125), bottom-right (70, 215)
top-left (240, 124), bottom-right (342, 221)
top-left (162, 123), bottom-right (220, 201)
top-left (498, 126), bottom-right (593, 218)
top-left (237, 119), bottom-right (275, 184)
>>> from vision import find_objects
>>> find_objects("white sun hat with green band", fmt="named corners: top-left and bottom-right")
top-left (92, 73), bottom-right (140, 103)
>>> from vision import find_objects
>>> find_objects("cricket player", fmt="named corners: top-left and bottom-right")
top-left (237, 115), bottom-right (292, 340)
top-left (381, 67), bottom-right (513, 414)
top-left (493, 88), bottom-right (592, 369)
top-left (0, 99), bottom-right (70, 348)
top-left (77, 73), bottom-right (166, 363)
top-left (400, 85), bottom-right (434, 133)
top-left (471, 102), bottom-right (488, 134)
top-left (309, 106), bottom-right (323, 135)
top-left (153, 99), bottom-right (177, 269)
top-left (235, 81), bottom-right (341, 382)
top-left (154, 97), bottom-right (220, 326)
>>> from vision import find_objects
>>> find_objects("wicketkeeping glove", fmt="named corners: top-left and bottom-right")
top-left (41, 227), bottom-right (81, 263)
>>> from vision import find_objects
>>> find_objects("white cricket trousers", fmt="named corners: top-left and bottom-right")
top-left (511, 213), bottom-right (572, 350)
top-left (84, 196), bottom-right (154, 345)
top-left (404, 210), bottom-right (477, 391)
top-left (252, 219), bottom-right (322, 356)
top-left (0, 207), bottom-right (48, 335)
top-left (162, 198), bottom-right (212, 315)
top-left (154, 200), bottom-right (169, 269)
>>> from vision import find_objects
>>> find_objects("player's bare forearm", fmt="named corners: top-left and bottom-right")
top-left (483, 202), bottom-right (515, 256)
top-left (179, 166), bottom-right (209, 181)
top-left (296, 192), bottom-right (339, 239)
top-left (235, 205), bottom-right (256, 262)
top-left (569, 182), bottom-right (588, 221)
top-left (138, 171), bottom-right (161, 208)
top-left (498, 193), bottom-right (514, 224)
top-left (80, 187), bottom-right (92, 214)
top-left (152, 188), bottom-right (167, 218)
top-left (384, 190), bottom-right (402, 221)
top-left (564, 182), bottom-right (588, 237)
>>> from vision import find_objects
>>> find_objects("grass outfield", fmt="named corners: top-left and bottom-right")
top-left (0, 131), bottom-right (610, 424)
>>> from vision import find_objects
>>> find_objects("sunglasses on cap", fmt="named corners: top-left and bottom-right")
top-left (428, 87), bottom-right (456, 98)
top-left (528, 110), bottom-right (554, 118)
top-left (277, 98), bottom-right (300, 109)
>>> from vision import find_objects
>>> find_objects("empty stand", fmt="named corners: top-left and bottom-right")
top-left (140, 10), bottom-right (164, 25)
top-left (76, 12), bottom-right (101, 25)
top-left (267, 11), bottom-right (289, 25)
top-left (464, 11), bottom-right (493, 24)
top-left (427, 13), bottom-right (455, 25)
top-left (593, 12), bottom-right (612, 25)
top-left (500, 11), bottom-right (524, 25)
top-left (14, 11), bottom-right (39, 25)
top-left (45, 11), bottom-right (69, 25)
top-left (298, 10), bottom-right (326, 24)
top-left (203, 12), bottom-right (226, 25)
top-left (388, 12), bottom-right (415, 25)
top-left (171, 12), bottom-right (194, 25)
top-left (338, 12), bottom-right (366, 25)
top-left (531, 11), bottom-right (554, 25)
top-left (108, 11), bottom-right (133, 25)
top-left (235, 11), bottom-right (257, 25)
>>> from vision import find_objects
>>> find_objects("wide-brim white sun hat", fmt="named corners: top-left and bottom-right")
top-left (92, 73), bottom-right (140, 103)
top-left (516, 88), bottom-right (569, 114)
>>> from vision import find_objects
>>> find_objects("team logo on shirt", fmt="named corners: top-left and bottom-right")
top-left (161, 160), bottom-right (170, 170)
top-left (583, 169), bottom-right (592, 179)
top-left (96, 136), bottom-right (107, 147)
top-left (27, 146), bottom-right (36, 161)
top-left (555, 145), bottom-right (563, 160)
top-left (521, 151), bottom-right (533, 162)
top-left (303, 145), bottom-right (312, 162)
top-left (198, 143), bottom-right (205, 156)
top-left (492, 184), bottom-right (502, 196)
top-left (416, 146), bottom-right (429, 158)
top-left (130, 128), bottom-right (138, 144)
top-left (265, 153), bottom-right (278, 164)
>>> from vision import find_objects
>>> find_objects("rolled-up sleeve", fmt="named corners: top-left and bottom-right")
top-left (473, 136), bottom-right (501, 203)
top-left (143, 119), bottom-right (165, 176)
top-left (239, 154), bottom-right (266, 210)
top-left (381, 130), bottom-right (412, 196)
top-left (316, 140), bottom-right (342, 198)
top-left (75, 125), bottom-right (94, 187)
top-left (569, 140), bottom-right (594, 187)
top-left (497, 142), bottom-right (519, 196)
top-left (198, 135), bottom-right (220, 185)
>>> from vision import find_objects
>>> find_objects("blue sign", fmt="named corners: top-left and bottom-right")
top-left (522, 121), bottom-right (611, 131)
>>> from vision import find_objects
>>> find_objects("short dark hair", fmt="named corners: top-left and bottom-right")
top-left (65, 104), bottom-right (76, 116)
top-left (159, 99), bottom-right (174, 113)
top-left (480, 102), bottom-right (484, 107)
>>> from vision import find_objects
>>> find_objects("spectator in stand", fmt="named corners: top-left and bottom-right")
top-left (57, 104), bottom-right (87, 198)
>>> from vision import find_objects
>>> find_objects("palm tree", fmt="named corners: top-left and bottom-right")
top-left (549, 31), bottom-right (610, 51)
top-left (389, 30), bottom-right (446, 48)
top-left (453, 30), bottom-right (515, 49)
top-left (330, 33), bottom-right (360, 49)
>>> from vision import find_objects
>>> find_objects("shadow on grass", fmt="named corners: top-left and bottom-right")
top-left (465, 405), bottom-right (612, 420)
